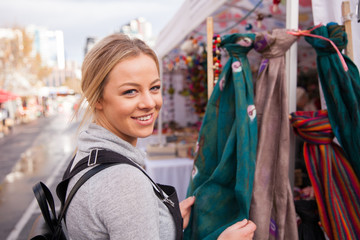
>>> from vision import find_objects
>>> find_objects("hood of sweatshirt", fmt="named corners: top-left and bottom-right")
top-left (73, 123), bottom-right (147, 167)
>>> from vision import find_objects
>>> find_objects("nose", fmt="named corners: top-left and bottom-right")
top-left (138, 91), bottom-right (157, 109)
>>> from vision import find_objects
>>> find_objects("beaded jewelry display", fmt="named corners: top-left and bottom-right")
top-left (212, 34), bottom-right (222, 85)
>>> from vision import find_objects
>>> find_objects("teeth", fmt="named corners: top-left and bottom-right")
top-left (137, 115), bottom-right (151, 121)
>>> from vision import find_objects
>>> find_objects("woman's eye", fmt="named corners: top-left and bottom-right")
top-left (123, 89), bottom-right (137, 95)
top-left (150, 85), bottom-right (161, 92)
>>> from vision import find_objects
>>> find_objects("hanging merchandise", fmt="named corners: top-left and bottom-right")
top-left (184, 42), bottom-right (208, 117)
top-left (212, 34), bottom-right (223, 84)
top-left (250, 29), bottom-right (298, 240)
top-left (169, 37), bottom-right (209, 119)
top-left (255, 13), bottom-right (265, 28)
top-left (184, 33), bottom-right (257, 240)
top-left (295, 22), bottom-right (360, 178)
top-left (290, 110), bottom-right (360, 240)
top-left (161, 70), bottom-right (176, 127)
top-left (272, 0), bottom-right (281, 13)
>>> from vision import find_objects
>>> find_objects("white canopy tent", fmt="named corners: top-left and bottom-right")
top-left (155, 0), bottom-right (359, 62)
top-left (154, 0), bottom-right (228, 60)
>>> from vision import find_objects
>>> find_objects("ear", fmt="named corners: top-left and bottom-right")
top-left (95, 99), bottom-right (103, 110)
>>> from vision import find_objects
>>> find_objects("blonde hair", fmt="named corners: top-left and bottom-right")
top-left (74, 33), bottom-right (159, 131)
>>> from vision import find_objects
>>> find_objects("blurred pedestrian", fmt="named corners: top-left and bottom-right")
top-left (67, 33), bottom-right (256, 239)
top-left (0, 103), bottom-right (11, 135)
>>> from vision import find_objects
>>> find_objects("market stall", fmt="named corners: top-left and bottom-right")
top-left (154, 0), bottom-right (313, 139)
top-left (151, 0), bottom-right (360, 239)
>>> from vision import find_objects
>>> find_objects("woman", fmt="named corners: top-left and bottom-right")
top-left (67, 33), bottom-right (256, 239)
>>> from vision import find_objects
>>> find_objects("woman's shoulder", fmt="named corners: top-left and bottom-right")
top-left (67, 163), bottom-right (161, 239)
top-left (71, 163), bottom-right (159, 211)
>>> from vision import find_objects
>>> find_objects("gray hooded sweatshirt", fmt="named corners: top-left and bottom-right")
top-left (66, 123), bottom-right (176, 239)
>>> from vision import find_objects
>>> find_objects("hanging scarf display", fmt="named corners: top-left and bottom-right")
top-left (184, 33), bottom-right (257, 240)
top-left (250, 29), bottom-right (298, 240)
top-left (302, 23), bottom-right (360, 178)
top-left (290, 110), bottom-right (360, 240)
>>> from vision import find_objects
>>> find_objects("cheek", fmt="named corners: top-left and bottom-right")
top-left (156, 95), bottom-right (163, 109)
top-left (105, 99), bottom-right (134, 117)
top-left (118, 103), bottom-right (136, 116)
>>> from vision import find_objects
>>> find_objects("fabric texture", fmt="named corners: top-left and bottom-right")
top-left (290, 110), bottom-right (360, 240)
top-left (249, 29), bottom-right (298, 240)
top-left (304, 22), bottom-right (360, 178)
top-left (66, 123), bottom-right (176, 240)
top-left (184, 33), bottom-right (257, 240)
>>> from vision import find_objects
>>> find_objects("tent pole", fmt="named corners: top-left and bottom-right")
top-left (207, 17), bottom-right (214, 100)
top-left (286, 0), bottom-right (299, 190)
top-left (342, 1), bottom-right (354, 61)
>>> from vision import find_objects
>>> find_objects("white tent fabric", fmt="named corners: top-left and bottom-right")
top-left (154, 0), bottom-right (227, 59)
top-left (154, 0), bottom-right (310, 63)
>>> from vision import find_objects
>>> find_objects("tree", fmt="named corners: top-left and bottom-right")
top-left (63, 76), bottom-right (81, 93)
top-left (0, 26), bottom-right (53, 90)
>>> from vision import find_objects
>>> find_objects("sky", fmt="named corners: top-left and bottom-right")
top-left (0, 0), bottom-right (185, 64)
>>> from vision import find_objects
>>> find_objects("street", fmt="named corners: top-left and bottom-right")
top-left (0, 110), bottom-right (80, 240)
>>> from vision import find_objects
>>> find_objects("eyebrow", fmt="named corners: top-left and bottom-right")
top-left (119, 78), bottom-right (161, 88)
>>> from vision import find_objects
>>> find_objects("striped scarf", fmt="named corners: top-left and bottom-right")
top-left (290, 110), bottom-right (360, 240)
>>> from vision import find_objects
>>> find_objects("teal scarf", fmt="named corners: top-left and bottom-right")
top-left (184, 33), bottom-right (257, 240)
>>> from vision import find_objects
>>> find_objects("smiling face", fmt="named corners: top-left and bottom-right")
top-left (95, 53), bottom-right (162, 146)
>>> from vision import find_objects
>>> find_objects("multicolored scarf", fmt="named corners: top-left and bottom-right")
top-left (290, 110), bottom-right (360, 240)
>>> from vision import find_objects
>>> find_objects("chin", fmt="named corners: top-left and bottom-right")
top-left (136, 129), bottom-right (155, 138)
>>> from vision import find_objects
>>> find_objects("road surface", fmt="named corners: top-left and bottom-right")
top-left (0, 111), bottom-right (79, 240)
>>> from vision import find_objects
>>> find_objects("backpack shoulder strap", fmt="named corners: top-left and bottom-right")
top-left (56, 149), bottom-right (167, 208)
top-left (57, 164), bottom-right (113, 222)
top-left (64, 149), bottom-right (144, 179)
top-left (31, 164), bottom-right (112, 236)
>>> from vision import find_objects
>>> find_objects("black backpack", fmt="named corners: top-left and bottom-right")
top-left (28, 149), bottom-right (179, 240)
top-left (28, 164), bottom-right (111, 240)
